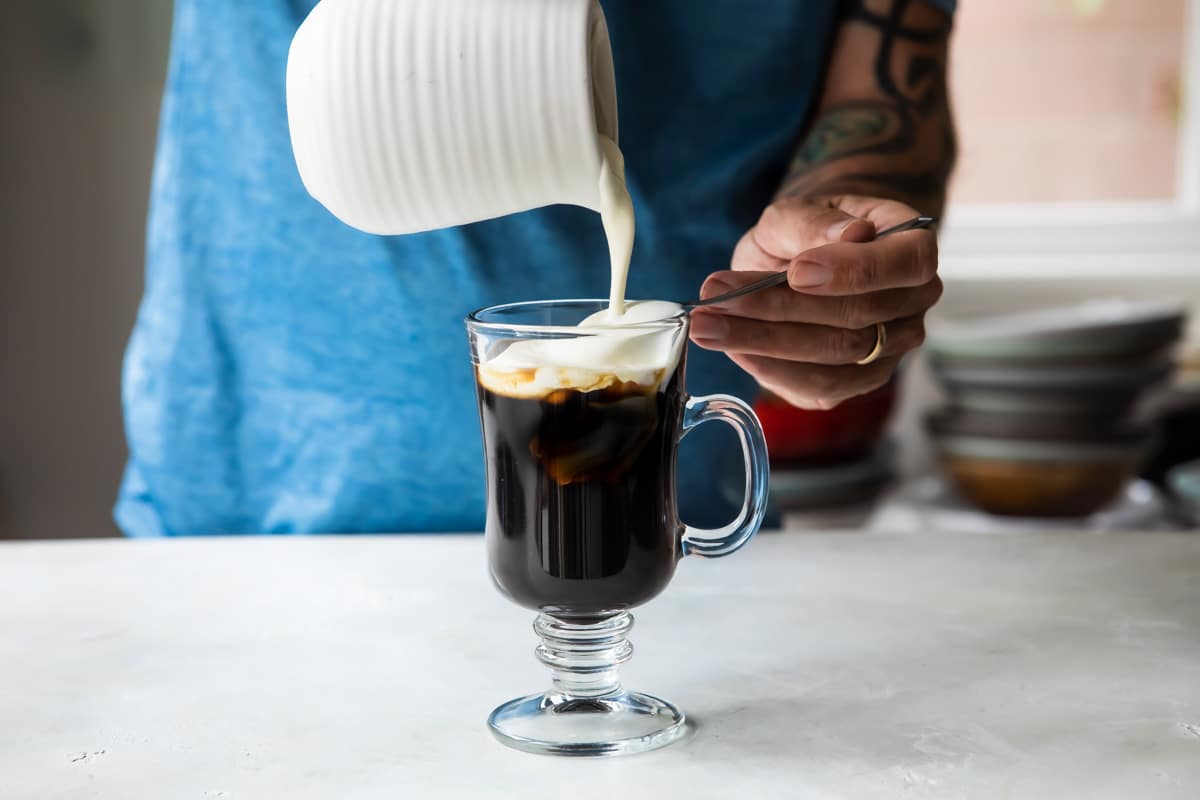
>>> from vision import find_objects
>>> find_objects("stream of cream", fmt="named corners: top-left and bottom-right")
top-left (596, 135), bottom-right (635, 320)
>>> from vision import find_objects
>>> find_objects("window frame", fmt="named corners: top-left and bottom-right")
top-left (939, 0), bottom-right (1200, 285)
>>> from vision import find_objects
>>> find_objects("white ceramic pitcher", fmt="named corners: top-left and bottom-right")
top-left (286, 0), bottom-right (619, 236)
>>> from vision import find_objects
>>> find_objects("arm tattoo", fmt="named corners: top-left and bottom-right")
top-left (849, 0), bottom-right (951, 107)
top-left (779, 0), bottom-right (956, 214)
top-left (796, 103), bottom-right (910, 165)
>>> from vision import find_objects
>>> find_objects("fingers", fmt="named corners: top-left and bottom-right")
top-left (730, 229), bottom-right (788, 272)
top-left (711, 195), bottom-right (938, 409)
top-left (698, 272), bottom-right (943, 328)
top-left (786, 228), bottom-right (938, 295)
top-left (730, 195), bottom-right (936, 293)
top-left (727, 352), bottom-right (902, 411)
top-left (824, 195), bottom-right (919, 229)
top-left (750, 197), bottom-right (876, 261)
top-left (691, 311), bottom-right (926, 365)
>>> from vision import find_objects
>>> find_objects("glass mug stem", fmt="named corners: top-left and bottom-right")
top-left (534, 612), bottom-right (633, 699)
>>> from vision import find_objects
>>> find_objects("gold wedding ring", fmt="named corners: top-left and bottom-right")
top-left (856, 322), bottom-right (887, 366)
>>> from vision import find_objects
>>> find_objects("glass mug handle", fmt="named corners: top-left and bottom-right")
top-left (679, 395), bottom-right (770, 558)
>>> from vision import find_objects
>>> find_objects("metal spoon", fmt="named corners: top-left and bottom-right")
top-left (683, 215), bottom-right (937, 310)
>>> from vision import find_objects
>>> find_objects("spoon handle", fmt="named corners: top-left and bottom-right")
top-left (685, 215), bottom-right (937, 310)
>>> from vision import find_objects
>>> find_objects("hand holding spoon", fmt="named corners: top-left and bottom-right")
top-left (683, 215), bottom-right (937, 310)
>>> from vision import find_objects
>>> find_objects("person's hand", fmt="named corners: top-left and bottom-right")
top-left (690, 195), bottom-right (942, 410)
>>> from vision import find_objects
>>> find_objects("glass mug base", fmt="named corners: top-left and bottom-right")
top-left (488, 690), bottom-right (686, 757)
top-left (487, 611), bottom-right (686, 757)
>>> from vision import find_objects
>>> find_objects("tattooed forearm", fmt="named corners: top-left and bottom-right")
top-left (791, 102), bottom-right (910, 169)
top-left (849, 0), bottom-right (951, 109)
top-left (778, 0), bottom-right (956, 216)
top-left (843, 2), bottom-right (950, 44)
top-left (793, 167), bottom-right (951, 206)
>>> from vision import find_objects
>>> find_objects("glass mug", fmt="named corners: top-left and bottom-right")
top-left (467, 300), bottom-right (769, 756)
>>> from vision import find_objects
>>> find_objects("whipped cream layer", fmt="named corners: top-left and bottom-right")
top-left (477, 301), bottom-right (685, 399)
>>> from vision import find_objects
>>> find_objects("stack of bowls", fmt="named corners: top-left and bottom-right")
top-left (925, 299), bottom-right (1188, 517)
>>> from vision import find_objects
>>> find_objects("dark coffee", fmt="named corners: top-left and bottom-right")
top-left (475, 363), bottom-right (685, 615)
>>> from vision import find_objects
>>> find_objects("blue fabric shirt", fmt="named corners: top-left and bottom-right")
top-left (118, 0), bottom-right (954, 536)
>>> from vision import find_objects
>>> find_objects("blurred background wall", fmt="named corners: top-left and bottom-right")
top-left (0, 1), bottom-right (171, 538)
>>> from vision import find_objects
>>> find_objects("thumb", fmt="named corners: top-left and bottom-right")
top-left (754, 198), bottom-right (876, 259)
top-left (833, 215), bottom-right (877, 243)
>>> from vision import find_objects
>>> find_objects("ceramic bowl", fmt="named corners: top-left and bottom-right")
top-left (930, 357), bottom-right (1173, 392)
top-left (927, 299), bottom-right (1186, 362)
top-left (930, 355), bottom-right (1173, 419)
top-left (1166, 459), bottom-right (1200, 527)
top-left (926, 408), bottom-right (1147, 443)
top-left (931, 344), bottom-right (1177, 373)
top-left (938, 384), bottom-right (1151, 418)
top-left (933, 434), bottom-right (1147, 517)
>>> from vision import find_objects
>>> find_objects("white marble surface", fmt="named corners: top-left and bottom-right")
top-left (2, 532), bottom-right (1199, 799)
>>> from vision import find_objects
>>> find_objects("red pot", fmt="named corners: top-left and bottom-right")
top-left (753, 379), bottom-right (898, 464)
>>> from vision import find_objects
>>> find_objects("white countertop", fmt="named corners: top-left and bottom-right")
top-left (2, 532), bottom-right (1198, 799)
